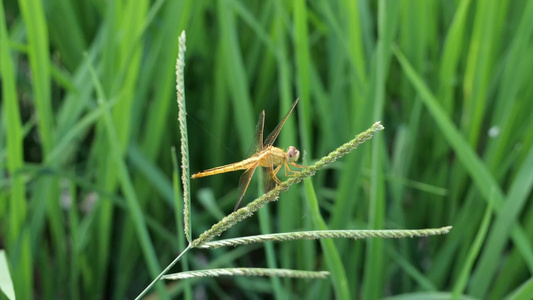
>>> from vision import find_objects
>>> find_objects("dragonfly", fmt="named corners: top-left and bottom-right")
top-left (192, 98), bottom-right (304, 210)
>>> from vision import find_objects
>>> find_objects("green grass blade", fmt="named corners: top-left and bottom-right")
top-left (451, 199), bottom-right (493, 299)
top-left (438, 0), bottom-right (472, 109)
top-left (386, 247), bottom-right (437, 291)
top-left (363, 1), bottom-right (399, 299)
top-left (47, 0), bottom-right (86, 69)
top-left (504, 277), bottom-right (533, 300)
top-left (293, 0), bottom-right (312, 154)
top-left (304, 179), bottom-right (350, 300)
top-left (395, 45), bottom-right (501, 210)
top-left (17, 1), bottom-right (68, 288)
top-left (394, 45), bottom-right (533, 295)
top-left (461, 0), bottom-right (499, 148)
top-left (1, 0), bottom-right (26, 242)
top-left (257, 176), bottom-right (286, 299)
top-left (292, 2), bottom-right (317, 294)
top-left (469, 137), bottom-right (533, 296)
top-left (217, 0), bottom-right (254, 154)
top-left (47, 98), bottom-right (118, 165)
top-left (0, 4), bottom-right (32, 298)
top-left (18, 0), bottom-right (54, 154)
top-left (87, 55), bottom-right (168, 299)
top-left (127, 145), bottom-right (174, 205)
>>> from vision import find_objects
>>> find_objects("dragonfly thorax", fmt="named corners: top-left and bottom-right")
top-left (286, 146), bottom-right (300, 163)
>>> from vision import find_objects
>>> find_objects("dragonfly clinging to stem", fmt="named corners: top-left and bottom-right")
top-left (192, 98), bottom-right (305, 210)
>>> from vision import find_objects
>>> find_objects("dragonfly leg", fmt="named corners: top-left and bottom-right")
top-left (272, 165), bottom-right (283, 184)
top-left (285, 163), bottom-right (305, 177)
top-left (290, 162), bottom-right (307, 168)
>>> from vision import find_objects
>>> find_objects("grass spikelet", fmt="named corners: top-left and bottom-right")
top-left (199, 226), bottom-right (453, 249)
top-left (176, 30), bottom-right (191, 243)
top-left (162, 268), bottom-right (330, 280)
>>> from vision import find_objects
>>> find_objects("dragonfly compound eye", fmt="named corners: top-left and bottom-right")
top-left (287, 146), bottom-right (300, 162)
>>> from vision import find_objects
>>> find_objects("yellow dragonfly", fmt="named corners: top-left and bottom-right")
top-left (192, 98), bottom-right (304, 210)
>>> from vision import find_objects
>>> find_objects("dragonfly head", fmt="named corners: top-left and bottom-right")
top-left (286, 146), bottom-right (300, 163)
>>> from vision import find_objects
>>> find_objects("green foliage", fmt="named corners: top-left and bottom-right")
top-left (0, 0), bottom-right (532, 299)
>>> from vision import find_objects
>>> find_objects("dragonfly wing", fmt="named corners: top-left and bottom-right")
top-left (262, 166), bottom-right (277, 193)
top-left (264, 98), bottom-right (299, 147)
top-left (234, 162), bottom-right (259, 211)
top-left (255, 110), bottom-right (265, 151)
top-left (244, 110), bottom-right (265, 159)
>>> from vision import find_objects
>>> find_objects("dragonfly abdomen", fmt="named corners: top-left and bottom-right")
top-left (192, 157), bottom-right (259, 178)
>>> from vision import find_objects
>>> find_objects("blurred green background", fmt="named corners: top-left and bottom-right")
top-left (1, 0), bottom-right (533, 299)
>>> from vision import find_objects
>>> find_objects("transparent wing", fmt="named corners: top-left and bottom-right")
top-left (234, 162), bottom-right (259, 211)
top-left (264, 98), bottom-right (299, 148)
top-left (245, 110), bottom-right (265, 157)
top-left (262, 166), bottom-right (277, 193)
top-left (262, 152), bottom-right (277, 193)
